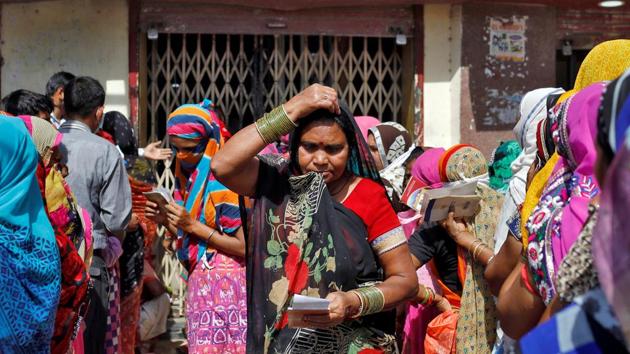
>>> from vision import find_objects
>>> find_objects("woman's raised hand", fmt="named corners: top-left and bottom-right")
top-left (440, 211), bottom-right (471, 244)
top-left (283, 84), bottom-right (340, 123)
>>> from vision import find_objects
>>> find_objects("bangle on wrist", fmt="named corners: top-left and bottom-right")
top-left (207, 228), bottom-right (217, 242)
top-left (473, 242), bottom-right (488, 261)
top-left (349, 286), bottom-right (384, 317)
top-left (427, 288), bottom-right (435, 305)
top-left (470, 240), bottom-right (482, 258)
top-left (255, 105), bottom-right (297, 145)
top-left (419, 287), bottom-right (429, 305)
top-left (348, 290), bottom-right (364, 319)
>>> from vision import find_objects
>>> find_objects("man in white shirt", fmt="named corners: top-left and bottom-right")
top-left (45, 71), bottom-right (75, 128)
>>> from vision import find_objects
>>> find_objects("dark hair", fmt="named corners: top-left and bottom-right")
top-left (1, 89), bottom-right (53, 116)
top-left (64, 76), bottom-right (105, 118)
top-left (45, 71), bottom-right (76, 98)
top-left (289, 108), bottom-right (358, 173)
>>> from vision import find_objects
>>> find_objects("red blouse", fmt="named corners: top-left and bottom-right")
top-left (342, 178), bottom-right (406, 255)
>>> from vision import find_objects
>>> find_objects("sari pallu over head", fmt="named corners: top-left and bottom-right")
top-left (245, 104), bottom-right (401, 353)
top-left (19, 115), bottom-right (91, 354)
top-left (369, 122), bottom-right (415, 201)
top-left (521, 40), bottom-right (630, 246)
top-left (102, 111), bottom-right (158, 249)
top-left (525, 82), bottom-right (604, 305)
top-left (411, 147), bottom-right (446, 189)
top-left (511, 88), bottom-right (566, 205)
top-left (494, 88), bottom-right (564, 252)
top-left (438, 145), bottom-right (504, 354)
top-left (20, 116), bottom-right (92, 254)
top-left (167, 102), bottom-right (241, 273)
top-left (488, 140), bottom-right (521, 194)
top-left (0, 116), bottom-right (60, 353)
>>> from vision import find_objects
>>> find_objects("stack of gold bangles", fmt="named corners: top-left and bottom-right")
top-left (349, 287), bottom-right (385, 318)
top-left (255, 105), bottom-right (296, 145)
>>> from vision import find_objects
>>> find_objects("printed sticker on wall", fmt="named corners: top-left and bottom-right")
top-left (488, 17), bottom-right (527, 62)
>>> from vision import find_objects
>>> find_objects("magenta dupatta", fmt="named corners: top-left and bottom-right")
top-left (411, 148), bottom-right (446, 189)
top-left (552, 83), bottom-right (604, 269)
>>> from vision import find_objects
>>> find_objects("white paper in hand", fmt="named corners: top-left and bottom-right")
top-left (287, 295), bottom-right (330, 328)
top-left (143, 187), bottom-right (174, 207)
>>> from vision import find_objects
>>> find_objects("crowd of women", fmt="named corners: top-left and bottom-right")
top-left (1, 38), bottom-right (630, 354)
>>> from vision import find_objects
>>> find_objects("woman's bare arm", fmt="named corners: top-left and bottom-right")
top-left (188, 222), bottom-right (246, 258)
top-left (212, 84), bottom-right (340, 196)
top-left (485, 235), bottom-right (523, 296)
top-left (376, 244), bottom-right (420, 309)
top-left (496, 262), bottom-right (545, 339)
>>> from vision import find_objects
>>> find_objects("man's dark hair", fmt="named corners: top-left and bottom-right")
top-left (64, 76), bottom-right (105, 118)
top-left (1, 89), bottom-right (53, 116)
top-left (45, 71), bottom-right (76, 98)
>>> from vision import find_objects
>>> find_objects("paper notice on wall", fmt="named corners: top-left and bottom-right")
top-left (489, 17), bottom-right (527, 62)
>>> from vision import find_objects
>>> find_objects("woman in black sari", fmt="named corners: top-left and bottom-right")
top-left (213, 84), bottom-right (418, 353)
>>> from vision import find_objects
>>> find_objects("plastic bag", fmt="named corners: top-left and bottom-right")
top-left (424, 310), bottom-right (458, 354)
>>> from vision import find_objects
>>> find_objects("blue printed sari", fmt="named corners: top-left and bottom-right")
top-left (0, 116), bottom-right (61, 353)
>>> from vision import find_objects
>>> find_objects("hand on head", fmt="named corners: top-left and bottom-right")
top-left (283, 84), bottom-right (340, 122)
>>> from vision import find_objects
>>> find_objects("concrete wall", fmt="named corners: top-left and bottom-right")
top-left (1, 0), bottom-right (129, 117)
top-left (459, 3), bottom-right (556, 156)
top-left (423, 4), bottom-right (462, 148)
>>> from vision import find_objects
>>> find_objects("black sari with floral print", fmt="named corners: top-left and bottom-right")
top-left (242, 108), bottom-right (398, 353)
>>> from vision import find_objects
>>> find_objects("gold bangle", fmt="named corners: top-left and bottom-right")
top-left (469, 239), bottom-right (481, 256)
top-left (254, 105), bottom-right (296, 145)
top-left (352, 286), bottom-right (385, 316)
top-left (348, 290), bottom-right (364, 319)
top-left (470, 241), bottom-right (483, 260)
top-left (473, 242), bottom-right (487, 261)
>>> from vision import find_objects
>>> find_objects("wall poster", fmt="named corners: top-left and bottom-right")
top-left (489, 17), bottom-right (527, 62)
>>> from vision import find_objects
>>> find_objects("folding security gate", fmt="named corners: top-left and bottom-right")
top-left (147, 33), bottom-right (403, 139)
top-left (146, 33), bottom-right (403, 315)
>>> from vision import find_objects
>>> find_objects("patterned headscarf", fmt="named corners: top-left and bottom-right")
top-left (102, 111), bottom-right (158, 249)
top-left (167, 102), bottom-right (241, 272)
top-left (488, 140), bottom-right (521, 193)
top-left (102, 111), bottom-right (138, 157)
top-left (368, 122), bottom-right (413, 169)
top-left (439, 144), bottom-right (504, 354)
top-left (525, 83), bottom-right (604, 305)
top-left (20, 115), bottom-right (63, 166)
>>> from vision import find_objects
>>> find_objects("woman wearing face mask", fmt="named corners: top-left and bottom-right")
top-left (145, 103), bottom-right (246, 353)
top-left (367, 122), bottom-right (415, 211)
top-left (212, 84), bottom-right (418, 353)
